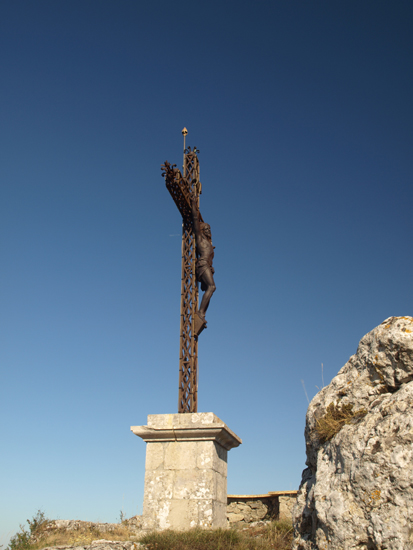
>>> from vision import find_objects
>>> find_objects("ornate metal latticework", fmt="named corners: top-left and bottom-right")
top-left (161, 146), bottom-right (202, 413)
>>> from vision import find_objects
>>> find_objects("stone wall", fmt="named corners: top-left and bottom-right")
top-left (227, 491), bottom-right (297, 527)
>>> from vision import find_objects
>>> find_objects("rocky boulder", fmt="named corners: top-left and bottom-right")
top-left (293, 316), bottom-right (413, 550)
top-left (40, 541), bottom-right (145, 550)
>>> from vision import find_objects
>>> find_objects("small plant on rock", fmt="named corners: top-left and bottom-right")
top-left (315, 402), bottom-right (367, 443)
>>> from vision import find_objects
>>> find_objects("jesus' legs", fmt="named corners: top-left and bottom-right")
top-left (198, 269), bottom-right (216, 319)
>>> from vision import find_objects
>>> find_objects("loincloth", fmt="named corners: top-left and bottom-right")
top-left (196, 258), bottom-right (215, 291)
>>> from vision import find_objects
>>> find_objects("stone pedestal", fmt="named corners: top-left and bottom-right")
top-left (131, 412), bottom-right (242, 531)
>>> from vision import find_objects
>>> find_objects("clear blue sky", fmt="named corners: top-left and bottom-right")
top-left (1, 0), bottom-right (412, 544)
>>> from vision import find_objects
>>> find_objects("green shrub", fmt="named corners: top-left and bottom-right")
top-left (7, 511), bottom-right (48, 550)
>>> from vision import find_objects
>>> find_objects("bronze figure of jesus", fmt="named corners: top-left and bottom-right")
top-left (191, 198), bottom-right (216, 322)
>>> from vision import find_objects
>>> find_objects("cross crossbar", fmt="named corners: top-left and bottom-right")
top-left (161, 161), bottom-right (203, 224)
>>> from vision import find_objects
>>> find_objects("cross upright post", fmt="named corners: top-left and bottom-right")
top-left (161, 129), bottom-right (214, 413)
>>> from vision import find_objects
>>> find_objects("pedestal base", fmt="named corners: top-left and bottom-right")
top-left (131, 413), bottom-right (242, 531)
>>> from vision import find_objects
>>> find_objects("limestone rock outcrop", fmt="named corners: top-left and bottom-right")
top-left (41, 541), bottom-right (145, 550)
top-left (293, 316), bottom-right (413, 550)
top-left (38, 516), bottom-right (142, 543)
top-left (36, 518), bottom-right (144, 550)
top-left (41, 517), bottom-right (142, 537)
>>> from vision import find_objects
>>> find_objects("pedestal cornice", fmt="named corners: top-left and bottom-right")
top-left (131, 412), bottom-right (242, 451)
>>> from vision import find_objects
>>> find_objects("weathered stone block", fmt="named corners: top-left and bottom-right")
top-left (173, 469), bottom-right (216, 500)
top-left (227, 512), bottom-right (245, 523)
top-left (145, 442), bottom-right (164, 471)
top-left (195, 441), bottom-right (228, 476)
top-left (216, 472), bottom-right (228, 504)
top-left (279, 496), bottom-right (294, 520)
top-left (144, 470), bottom-right (174, 501)
top-left (164, 441), bottom-right (197, 470)
top-left (167, 499), bottom-right (198, 530)
top-left (210, 501), bottom-right (227, 528)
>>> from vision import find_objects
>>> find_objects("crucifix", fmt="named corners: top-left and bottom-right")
top-left (161, 128), bottom-right (216, 413)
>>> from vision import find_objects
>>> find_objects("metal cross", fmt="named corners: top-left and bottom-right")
top-left (161, 129), bottom-right (214, 413)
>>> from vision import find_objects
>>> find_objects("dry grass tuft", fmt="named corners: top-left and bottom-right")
top-left (139, 520), bottom-right (293, 550)
top-left (244, 520), bottom-right (293, 549)
top-left (315, 402), bottom-right (367, 443)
